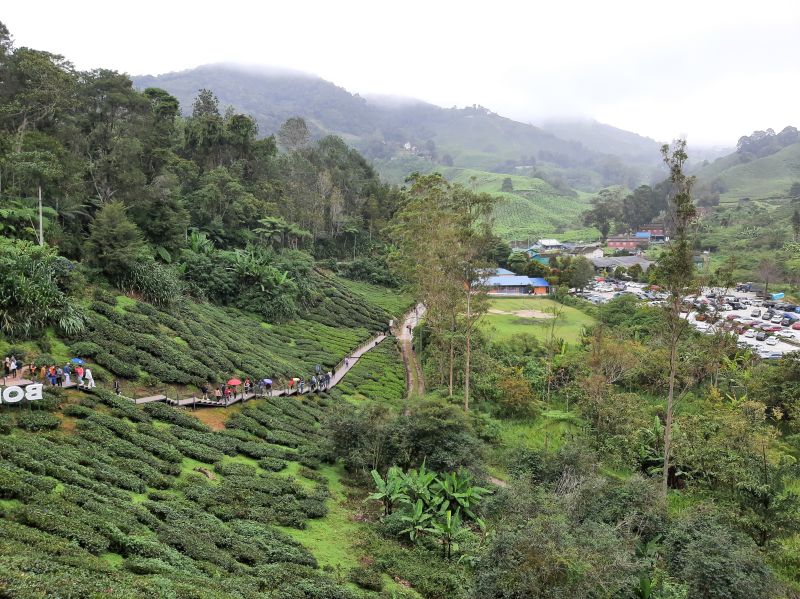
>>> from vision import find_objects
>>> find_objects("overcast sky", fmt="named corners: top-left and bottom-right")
top-left (4, 0), bottom-right (799, 146)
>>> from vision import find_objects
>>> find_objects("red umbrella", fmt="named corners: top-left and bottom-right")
top-left (227, 378), bottom-right (242, 386)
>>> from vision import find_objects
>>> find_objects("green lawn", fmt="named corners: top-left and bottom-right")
top-left (480, 297), bottom-right (596, 344)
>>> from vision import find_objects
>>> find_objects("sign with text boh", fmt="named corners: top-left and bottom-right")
top-left (0, 384), bottom-right (43, 403)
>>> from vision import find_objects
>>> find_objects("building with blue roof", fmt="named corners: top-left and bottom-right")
top-left (483, 275), bottom-right (550, 295)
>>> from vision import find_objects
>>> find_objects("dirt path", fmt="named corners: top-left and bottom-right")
top-left (397, 304), bottom-right (426, 400)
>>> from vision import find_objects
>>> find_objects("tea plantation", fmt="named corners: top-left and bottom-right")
top-left (67, 275), bottom-right (396, 392)
top-left (0, 387), bottom-right (377, 598)
top-left (328, 341), bottom-right (407, 405)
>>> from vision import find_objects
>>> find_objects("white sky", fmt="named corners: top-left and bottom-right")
top-left (4, 0), bottom-right (799, 146)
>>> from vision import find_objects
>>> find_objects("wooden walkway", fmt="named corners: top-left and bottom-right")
top-left (122, 331), bottom-right (391, 409)
top-left (13, 308), bottom-right (422, 411)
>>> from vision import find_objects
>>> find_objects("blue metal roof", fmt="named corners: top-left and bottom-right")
top-left (484, 275), bottom-right (534, 286)
top-left (634, 231), bottom-right (651, 238)
top-left (483, 276), bottom-right (550, 287)
top-left (495, 268), bottom-right (515, 275)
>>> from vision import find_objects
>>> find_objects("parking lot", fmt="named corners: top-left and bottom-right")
top-left (576, 280), bottom-right (799, 359)
top-left (684, 289), bottom-right (800, 359)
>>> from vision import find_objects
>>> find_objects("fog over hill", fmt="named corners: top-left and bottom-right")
top-left (136, 64), bottom-right (685, 189)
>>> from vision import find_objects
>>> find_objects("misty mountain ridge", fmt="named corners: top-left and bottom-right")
top-left (133, 64), bottom-right (669, 189)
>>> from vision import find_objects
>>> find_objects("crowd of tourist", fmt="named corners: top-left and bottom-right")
top-left (4, 351), bottom-right (354, 406)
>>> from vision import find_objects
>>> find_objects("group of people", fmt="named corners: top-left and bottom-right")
top-left (3, 356), bottom-right (22, 380)
top-left (39, 363), bottom-right (95, 388)
top-left (287, 372), bottom-right (332, 394)
top-left (3, 356), bottom-right (95, 389)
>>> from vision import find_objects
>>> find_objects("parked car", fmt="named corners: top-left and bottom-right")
top-left (751, 308), bottom-right (762, 317)
top-left (744, 329), bottom-right (756, 338)
top-left (766, 326), bottom-right (783, 332)
top-left (763, 310), bottom-right (775, 320)
top-left (772, 315), bottom-right (785, 324)
top-left (792, 322), bottom-right (800, 330)
top-left (777, 331), bottom-right (794, 339)
top-left (766, 337), bottom-right (779, 346)
top-left (782, 318), bottom-right (794, 327)
top-left (756, 331), bottom-right (767, 341)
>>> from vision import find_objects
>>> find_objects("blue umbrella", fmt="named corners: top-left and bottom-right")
top-left (263, 378), bottom-right (273, 386)
top-left (70, 357), bottom-right (84, 365)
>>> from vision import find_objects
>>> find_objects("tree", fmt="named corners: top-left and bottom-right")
top-left (566, 255), bottom-right (594, 291)
top-left (757, 259), bottom-right (779, 298)
top-left (390, 174), bottom-right (496, 408)
top-left (501, 177), bottom-right (513, 192)
top-left (0, 238), bottom-right (84, 338)
top-left (84, 201), bottom-right (147, 280)
top-left (792, 209), bottom-right (800, 241)
top-left (277, 117), bottom-right (311, 152)
top-left (657, 139), bottom-right (696, 502)
top-left (582, 188), bottom-right (623, 240)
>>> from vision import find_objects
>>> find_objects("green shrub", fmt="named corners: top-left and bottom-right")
top-left (349, 565), bottom-right (384, 591)
top-left (15, 412), bottom-right (61, 432)
top-left (0, 413), bottom-right (13, 434)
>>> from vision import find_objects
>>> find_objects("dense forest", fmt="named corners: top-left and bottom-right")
top-left (2, 19), bottom-right (800, 599)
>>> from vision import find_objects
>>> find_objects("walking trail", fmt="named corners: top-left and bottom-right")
top-left (11, 305), bottom-right (424, 411)
top-left (397, 303), bottom-right (426, 399)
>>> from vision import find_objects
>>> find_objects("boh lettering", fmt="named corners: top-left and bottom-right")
top-left (0, 383), bottom-right (43, 403)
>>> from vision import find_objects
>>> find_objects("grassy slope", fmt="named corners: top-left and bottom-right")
top-left (699, 143), bottom-right (800, 203)
top-left (337, 278), bottom-right (415, 319)
top-left (480, 297), bottom-right (596, 345)
top-left (437, 167), bottom-right (597, 242)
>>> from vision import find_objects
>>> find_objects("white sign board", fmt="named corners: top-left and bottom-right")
top-left (0, 384), bottom-right (43, 403)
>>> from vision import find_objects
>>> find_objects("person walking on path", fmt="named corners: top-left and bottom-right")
top-left (55, 367), bottom-right (63, 387)
top-left (76, 365), bottom-right (85, 387)
top-left (84, 368), bottom-right (95, 389)
top-left (214, 387), bottom-right (222, 403)
top-left (113, 379), bottom-right (121, 395)
top-left (200, 383), bottom-right (209, 400)
top-left (63, 364), bottom-right (71, 385)
top-left (10, 357), bottom-right (18, 378)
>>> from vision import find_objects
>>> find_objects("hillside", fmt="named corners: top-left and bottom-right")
top-left (133, 64), bottom-right (652, 190)
top-left (438, 168), bottom-right (597, 242)
top-left (696, 127), bottom-right (800, 203)
top-left (540, 118), bottom-right (664, 165)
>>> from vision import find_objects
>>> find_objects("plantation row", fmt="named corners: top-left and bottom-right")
top-left (0, 388), bottom-right (369, 598)
top-left (68, 287), bottom-right (391, 387)
top-left (329, 342), bottom-right (407, 405)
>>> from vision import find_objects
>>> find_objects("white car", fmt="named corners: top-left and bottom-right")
top-left (777, 331), bottom-right (794, 339)
top-left (743, 329), bottom-right (756, 338)
top-left (772, 315), bottom-right (784, 324)
top-left (766, 337), bottom-right (778, 346)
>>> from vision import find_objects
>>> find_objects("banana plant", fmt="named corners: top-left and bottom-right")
top-left (366, 467), bottom-right (408, 516)
top-left (432, 509), bottom-right (462, 559)
top-left (432, 469), bottom-right (490, 521)
top-left (399, 499), bottom-right (437, 542)
top-left (401, 459), bottom-right (438, 507)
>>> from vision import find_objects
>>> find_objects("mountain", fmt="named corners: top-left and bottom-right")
top-left (540, 118), bottom-right (663, 165)
top-left (132, 64), bottom-right (656, 190)
top-left (695, 126), bottom-right (800, 202)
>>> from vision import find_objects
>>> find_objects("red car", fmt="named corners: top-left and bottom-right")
top-left (766, 325), bottom-right (783, 332)
top-left (792, 322), bottom-right (800, 331)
